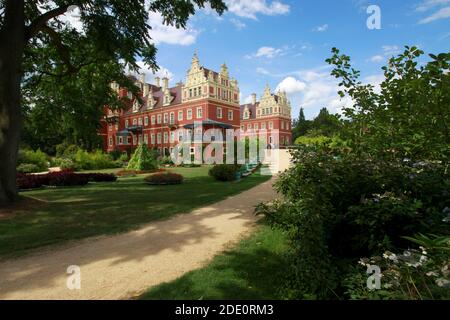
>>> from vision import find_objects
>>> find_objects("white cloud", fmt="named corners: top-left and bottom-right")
top-left (243, 94), bottom-right (254, 104)
top-left (256, 67), bottom-right (271, 75)
top-left (415, 0), bottom-right (450, 12)
top-left (148, 11), bottom-right (198, 46)
top-left (275, 77), bottom-right (306, 94)
top-left (419, 6), bottom-right (450, 23)
top-left (382, 45), bottom-right (401, 56)
top-left (246, 46), bottom-right (283, 59)
top-left (230, 18), bottom-right (246, 30)
top-left (313, 24), bottom-right (329, 32)
top-left (225, 0), bottom-right (290, 20)
top-left (370, 55), bottom-right (384, 63)
top-left (132, 61), bottom-right (174, 84)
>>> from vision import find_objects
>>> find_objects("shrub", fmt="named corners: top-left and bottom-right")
top-left (16, 163), bottom-right (41, 174)
top-left (16, 171), bottom-right (89, 189)
top-left (344, 234), bottom-right (450, 300)
top-left (16, 173), bottom-right (44, 189)
top-left (53, 158), bottom-right (80, 171)
top-left (74, 149), bottom-right (120, 170)
top-left (160, 156), bottom-right (174, 165)
top-left (43, 171), bottom-right (90, 187)
top-left (144, 172), bottom-right (183, 185)
top-left (127, 144), bottom-right (158, 171)
top-left (209, 164), bottom-right (240, 182)
top-left (17, 149), bottom-right (48, 172)
top-left (82, 173), bottom-right (117, 182)
top-left (257, 146), bottom-right (450, 299)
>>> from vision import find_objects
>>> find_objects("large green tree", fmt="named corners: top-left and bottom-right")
top-left (326, 46), bottom-right (450, 161)
top-left (292, 107), bottom-right (310, 140)
top-left (0, 0), bottom-right (226, 204)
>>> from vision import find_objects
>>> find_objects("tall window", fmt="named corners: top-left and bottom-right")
top-left (170, 132), bottom-right (175, 143)
top-left (196, 107), bottom-right (203, 118)
top-left (138, 118), bottom-right (143, 126)
top-left (163, 113), bottom-right (168, 123)
top-left (144, 134), bottom-right (148, 144)
top-left (178, 110), bottom-right (183, 121)
top-left (157, 114), bottom-right (162, 124)
top-left (151, 134), bottom-right (155, 144)
top-left (228, 110), bottom-right (233, 120)
top-left (157, 133), bottom-right (161, 144)
top-left (144, 116), bottom-right (149, 126)
top-left (170, 112), bottom-right (175, 124)
top-left (269, 122), bottom-right (273, 130)
top-left (163, 132), bottom-right (168, 143)
top-left (216, 107), bottom-right (222, 119)
top-left (133, 118), bottom-right (137, 126)
top-left (151, 115), bottom-right (156, 125)
top-left (187, 109), bottom-right (192, 120)
top-left (109, 137), bottom-right (113, 146)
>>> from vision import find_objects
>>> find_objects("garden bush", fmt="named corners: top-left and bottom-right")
top-left (144, 172), bottom-right (183, 185)
top-left (16, 173), bottom-right (44, 189)
top-left (344, 234), bottom-right (450, 300)
top-left (53, 158), bottom-right (80, 171)
top-left (82, 173), bottom-right (117, 182)
top-left (16, 163), bottom-right (41, 174)
top-left (209, 164), bottom-right (240, 182)
top-left (16, 171), bottom-right (89, 189)
top-left (74, 149), bottom-right (120, 170)
top-left (127, 144), bottom-right (158, 171)
top-left (257, 146), bottom-right (450, 299)
top-left (17, 149), bottom-right (48, 172)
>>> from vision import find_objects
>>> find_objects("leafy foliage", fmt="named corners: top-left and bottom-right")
top-left (326, 46), bottom-right (450, 162)
top-left (144, 172), bottom-right (183, 185)
top-left (17, 149), bottom-right (48, 172)
top-left (209, 164), bottom-right (240, 182)
top-left (127, 143), bottom-right (158, 171)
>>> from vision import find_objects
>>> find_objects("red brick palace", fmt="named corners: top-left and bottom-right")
top-left (99, 53), bottom-right (292, 156)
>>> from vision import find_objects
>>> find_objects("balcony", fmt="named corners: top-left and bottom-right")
top-left (126, 125), bottom-right (143, 133)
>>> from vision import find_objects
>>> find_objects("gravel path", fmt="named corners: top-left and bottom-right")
top-left (0, 178), bottom-right (276, 300)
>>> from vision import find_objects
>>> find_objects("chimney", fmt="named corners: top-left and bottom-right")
top-left (139, 73), bottom-right (146, 84)
top-left (162, 77), bottom-right (169, 90)
top-left (251, 93), bottom-right (257, 105)
top-left (155, 76), bottom-right (160, 87)
top-left (143, 84), bottom-right (149, 97)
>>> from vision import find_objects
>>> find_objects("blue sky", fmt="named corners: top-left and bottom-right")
top-left (138, 0), bottom-right (450, 120)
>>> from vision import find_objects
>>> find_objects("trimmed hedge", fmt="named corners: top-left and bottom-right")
top-left (16, 171), bottom-right (116, 190)
top-left (144, 172), bottom-right (183, 185)
top-left (209, 164), bottom-right (241, 182)
top-left (82, 173), bottom-right (117, 182)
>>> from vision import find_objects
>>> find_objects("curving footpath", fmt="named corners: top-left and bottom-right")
top-left (0, 178), bottom-right (277, 300)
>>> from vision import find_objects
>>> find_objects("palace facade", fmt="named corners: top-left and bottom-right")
top-left (99, 53), bottom-right (292, 155)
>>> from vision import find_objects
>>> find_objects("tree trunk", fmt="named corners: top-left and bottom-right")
top-left (0, 0), bottom-right (25, 205)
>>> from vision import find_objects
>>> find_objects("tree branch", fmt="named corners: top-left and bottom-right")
top-left (40, 25), bottom-right (76, 73)
top-left (25, 5), bottom-right (71, 40)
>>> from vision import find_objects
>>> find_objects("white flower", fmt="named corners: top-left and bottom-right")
top-left (436, 278), bottom-right (450, 288)
top-left (426, 271), bottom-right (439, 277)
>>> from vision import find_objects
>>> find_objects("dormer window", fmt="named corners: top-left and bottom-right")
top-left (244, 110), bottom-right (249, 119)
top-left (132, 100), bottom-right (140, 113)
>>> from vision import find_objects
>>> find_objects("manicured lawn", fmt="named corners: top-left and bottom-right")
top-left (0, 167), bottom-right (270, 258)
top-left (140, 224), bottom-right (289, 300)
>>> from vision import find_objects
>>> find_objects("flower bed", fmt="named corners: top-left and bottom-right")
top-left (144, 172), bottom-right (183, 185)
top-left (82, 173), bottom-right (117, 182)
top-left (16, 170), bottom-right (116, 190)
